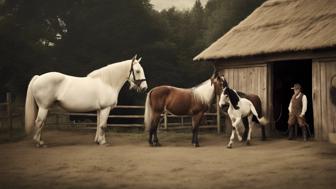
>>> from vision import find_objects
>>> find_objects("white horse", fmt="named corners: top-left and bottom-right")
top-left (219, 85), bottom-right (268, 148)
top-left (25, 55), bottom-right (147, 147)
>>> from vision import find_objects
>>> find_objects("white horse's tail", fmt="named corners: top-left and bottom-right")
top-left (249, 101), bottom-right (268, 126)
top-left (144, 90), bottom-right (153, 132)
top-left (25, 75), bottom-right (39, 135)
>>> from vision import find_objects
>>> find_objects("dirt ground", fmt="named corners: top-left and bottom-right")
top-left (0, 129), bottom-right (336, 189)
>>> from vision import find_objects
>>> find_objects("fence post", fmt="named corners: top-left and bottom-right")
top-left (164, 110), bottom-right (168, 130)
top-left (216, 94), bottom-right (221, 134)
top-left (6, 92), bottom-right (12, 137)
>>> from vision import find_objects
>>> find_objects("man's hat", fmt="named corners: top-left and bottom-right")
top-left (291, 83), bottom-right (301, 90)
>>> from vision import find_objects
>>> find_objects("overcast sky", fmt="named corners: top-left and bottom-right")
top-left (151, 0), bottom-right (209, 11)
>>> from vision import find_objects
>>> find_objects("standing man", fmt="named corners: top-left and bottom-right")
top-left (288, 83), bottom-right (308, 141)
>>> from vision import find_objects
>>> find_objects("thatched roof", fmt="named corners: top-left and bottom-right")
top-left (194, 0), bottom-right (336, 61)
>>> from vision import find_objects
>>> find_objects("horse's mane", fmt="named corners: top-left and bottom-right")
top-left (192, 79), bottom-right (214, 105)
top-left (222, 79), bottom-right (229, 88)
top-left (224, 87), bottom-right (240, 110)
top-left (87, 60), bottom-right (130, 86)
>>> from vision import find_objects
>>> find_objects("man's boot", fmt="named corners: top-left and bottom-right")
top-left (302, 127), bottom-right (307, 142)
top-left (288, 126), bottom-right (294, 140)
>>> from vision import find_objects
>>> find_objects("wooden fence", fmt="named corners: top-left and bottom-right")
top-left (0, 93), bottom-right (22, 137)
top-left (0, 93), bottom-right (223, 134)
top-left (50, 104), bottom-right (222, 132)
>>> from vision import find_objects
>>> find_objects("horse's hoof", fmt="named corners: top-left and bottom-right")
top-left (194, 143), bottom-right (200, 148)
top-left (153, 142), bottom-right (161, 147)
top-left (227, 144), bottom-right (232, 149)
top-left (103, 143), bottom-right (112, 147)
top-left (35, 143), bottom-right (47, 148)
top-left (246, 141), bottom-right (251, 146)
top-left (99, 141), bottom-right (107, 145)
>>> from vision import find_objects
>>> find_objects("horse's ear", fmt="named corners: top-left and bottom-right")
top-left (137, 57), bottom-right (142, 63)
top-left (132, 54), bottom-right (137, 64)
top-left (221, 76), bottom-right (229, 88)
top-left (211, 67), bottom-right (218, 78)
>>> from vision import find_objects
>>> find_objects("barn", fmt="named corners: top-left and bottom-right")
top-left (194, 0), bottom-right (336, 141)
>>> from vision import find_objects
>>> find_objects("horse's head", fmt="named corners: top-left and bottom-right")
top-left (219, 86), bottom-right (240, 110)
top-left (128, 55), bottom-right (148, 92)
top-left (210, 72), bottom-right (229, 96)
top-left (219, 87), bottom-right (230, 110)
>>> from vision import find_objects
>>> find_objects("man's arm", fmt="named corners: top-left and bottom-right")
top-left (288, 101), bottom-right (292, 113)
top-left (300, 95), bottom-right (308, 116)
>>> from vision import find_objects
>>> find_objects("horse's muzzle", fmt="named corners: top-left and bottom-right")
top-left (220, 104), bottom-right (229, 113)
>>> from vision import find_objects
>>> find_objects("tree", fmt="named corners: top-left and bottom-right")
top-left (0, 0), bottom-right (265, 104)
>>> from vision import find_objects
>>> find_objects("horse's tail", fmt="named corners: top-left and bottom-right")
top-left (249, 101), bottom-right (268, 126)
top-left (144, 90), bottom-right (153, 132)
top-left (25, 75), bottom-right (39, 135)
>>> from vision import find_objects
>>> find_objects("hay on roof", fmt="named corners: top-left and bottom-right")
top-left (194, 0), bottom-right (336, 61)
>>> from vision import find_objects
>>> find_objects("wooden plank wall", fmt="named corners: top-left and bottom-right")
top-left (312, 60), bottom-right (336, 141)
top-left (216, 63), bottom-right (269, 137)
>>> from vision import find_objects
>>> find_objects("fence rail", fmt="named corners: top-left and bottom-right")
top-left (0, 93), bottom-right (18, 137)
top-left (50, 104), bottom-right (221, 131)
top-left (0, 93), bottom-right (222, 134)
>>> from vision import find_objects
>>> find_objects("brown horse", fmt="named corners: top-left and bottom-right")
top-left (144, 78), bottom-right (219, 147)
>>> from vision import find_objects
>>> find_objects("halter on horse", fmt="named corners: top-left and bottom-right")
top-left (144, 74), bottom-right (221, 147)
top-left (25, 55), bottom-right (147, 147)
top-left (218, 78), bottom-right (268, 148)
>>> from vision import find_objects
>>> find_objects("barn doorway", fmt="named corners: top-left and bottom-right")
top-left (272, 59), bottom-right (314, 137)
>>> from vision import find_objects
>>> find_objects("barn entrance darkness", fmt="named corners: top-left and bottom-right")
top-left (272, 59), bottom-right (314, 136)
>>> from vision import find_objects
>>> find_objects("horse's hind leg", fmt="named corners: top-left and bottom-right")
top-left (246, 115), bottom-right (253, 145)
top-left (261, 125), bottom-right (266, 141)
top-left (34, 108), bottom-right (48, 147)
top-left (150, 113), bottom-right (161, 147)
top-left (95, 110), bottom-right (101, 144)
top-left (242, 117), bottom-right (249, 142)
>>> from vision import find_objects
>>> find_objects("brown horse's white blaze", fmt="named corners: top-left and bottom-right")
top-left (144, 79), bottom-right (215, 147)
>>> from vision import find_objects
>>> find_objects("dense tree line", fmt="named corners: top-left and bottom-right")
top-left (0, 0), bottom-right (264, 104)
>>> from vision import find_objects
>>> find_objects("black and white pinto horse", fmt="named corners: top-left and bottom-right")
top-left (219, 81), bottom-right (268, 148)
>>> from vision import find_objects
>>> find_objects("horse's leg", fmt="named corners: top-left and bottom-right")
top-left (33, 108), bottom-right (48, 147)
top-left (192, 113), bottom-right (203, 147)
top-left (261, 125), bottom-right (266, 141)
top-left (227, 126), bottom-right (236, 148)
top-left (242, 117), bottom-right (249, 142)
top-left (97, 107), bottom-right (111, 145)
top-left (191, 128), bottom-right (196, 145)
top-left (234, 118), bottom-right (243, 142)
top-left (151, 113), bottom-right (161, 147)
top-left (228, 118), bottom-right (241, 148)
top-left (246, 115), bottom-right (253, 145)
top-left (148, 125), bottom-right (154, 146)
top-left (94, 110), bottom-right (101, 144)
